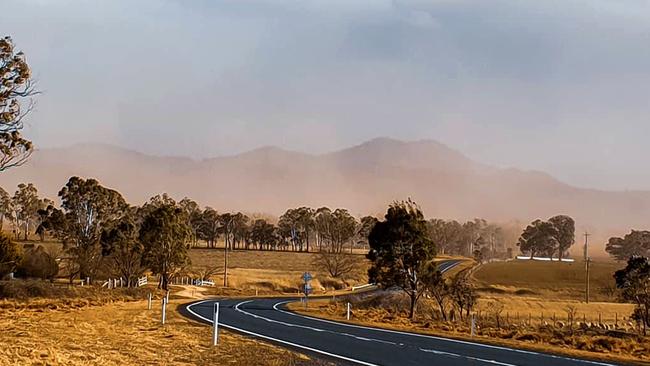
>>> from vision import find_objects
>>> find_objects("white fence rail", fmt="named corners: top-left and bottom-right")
top-left (351, 283), bottom-right (375, 291)
top-left (137, 276), bottom-right (148, 287)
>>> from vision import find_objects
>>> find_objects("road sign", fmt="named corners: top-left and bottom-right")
top-left (302, 272), bottom-right (312, 282)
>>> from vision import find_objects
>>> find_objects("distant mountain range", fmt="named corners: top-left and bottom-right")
top-left (1, 137), bottom-right (648, 250)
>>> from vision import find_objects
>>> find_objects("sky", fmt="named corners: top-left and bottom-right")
top-left (3, 0), bottom-right (650, 191)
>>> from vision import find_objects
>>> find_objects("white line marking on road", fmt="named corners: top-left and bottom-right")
top-left (186, 300), bottom-right (379, 366)
top-left (234, 300), bottom-right (399, 346)
top-left (419, 348), bottom-right (518, 366)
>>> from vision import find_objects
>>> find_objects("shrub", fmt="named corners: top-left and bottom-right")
top-left (0, 233), bottom-right (22, 278)
top-left (16, 246), bottom-right (59, 281)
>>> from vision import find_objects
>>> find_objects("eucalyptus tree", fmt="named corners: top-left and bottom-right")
top-left (0, 36), bottom-right (37, 171)
top-left (278, 207), bottom-right (313, 251)
top-left (58, 177), bottom-right (127, 282)
top-left (197, 207), bottom-right (221, 248)
top-left (249, 219), bottom-right (279, 250)
top-left (100, 208), bottom-right (144, 287)
top-left (0, 187), bottom-right (12, 229)
top-left (140, 202), bottom-right (190, 291)
top-left (179, 197), bottom-right (202, 247)
top-left (606, 230), bottom-right (650, 261)
top-left (368, 200), bottom-right (436, 320)
top-left (12, 183), bottom-right (40, 240)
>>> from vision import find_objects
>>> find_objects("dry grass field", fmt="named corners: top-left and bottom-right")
top-left (0, 285), bottom-right (328, 366)
top-left (289, 296), bottom-right (649, 365)
top-left (187, 249), bottom-right (370, 293)
top-left (472, 259), bottom-right (622, 301)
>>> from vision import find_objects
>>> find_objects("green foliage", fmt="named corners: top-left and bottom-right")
top-left (197, 207), bottom-right (221, 248)
top-left (606, 230), bottom-right (650, 261)
top-left (517, 215), bottom-right (575, 259)
top-left (278, 207), bottom-right (314, 252)
top-left (249, 219), bottom-right (279, 250)
top-left (614, 256), bottom-right (650, 334)
top-left (58, 177), bottom-right (127, 281)
top-left (0, 36), bottom-right (36, 171)
top-left (0, 232), bottom-right (21, 277)
top-left (313, 208), bottom-right (357, 253)
top-left (100, 210), bottom-right (144, 287)
top-left (367, 199), bottom-right (436, 319)
top-left (140, 201), bottom-right (190, 290)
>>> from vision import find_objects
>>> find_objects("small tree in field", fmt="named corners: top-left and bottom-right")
top-left (449, 275), bottom-right (478, 321)
top-left (313, 250), bottom-right (356, 278)
top-left (614, 256), bottom-right (650, 335)
top-left (423, 267), bottom-right (450, 321)
top-left (140, 202), bottom-right (190, 291)
top-left (367, 199), bottom-right (436, 320)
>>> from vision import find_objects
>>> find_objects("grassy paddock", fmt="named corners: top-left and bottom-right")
top-left (473, 259), bottom-right (623, 301)
top-left (0, 296), bottom-right (324, 366)
top-left (187, 248), bottom-right (370, 293)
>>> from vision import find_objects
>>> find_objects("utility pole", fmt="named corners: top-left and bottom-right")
top-left (584, 231), bottom-right (591, 304)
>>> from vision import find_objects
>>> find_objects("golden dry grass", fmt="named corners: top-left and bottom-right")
top-left (187, 249), bottom-right (370, 294)
top-left (473, 259), bottom-right (622, 301)
top-left (0, 293), bottom-right (328, 366)
top-left (289, 297), bottom-right (650, 365)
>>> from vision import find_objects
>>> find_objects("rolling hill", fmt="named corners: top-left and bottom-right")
top-left (1, 137), bottom-right (648, 252)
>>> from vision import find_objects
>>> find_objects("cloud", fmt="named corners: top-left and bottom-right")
top-left (2, 0), bottom-right (650, 190)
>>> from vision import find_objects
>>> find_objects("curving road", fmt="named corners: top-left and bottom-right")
top-left (181, 260), bottom-right (618, 366)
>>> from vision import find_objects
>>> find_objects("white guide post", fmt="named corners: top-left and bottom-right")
top-left (212, 302), bottom-right (220, 346)
top-left (471, 313), bottom-right (476, 337)
top-left (347, 302), bottom-right (351, 320)
top-left (161, 298), bottom-right (167, 325)
top-left (147, 292), bottom-right (152, 310)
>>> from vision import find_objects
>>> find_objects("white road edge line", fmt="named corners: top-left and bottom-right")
top-left (234, 299), bottom-right (521, 366)
top-left (185, 299), bottom-right (379, 366)
top-left (270, 259), bottom-right (616, 366)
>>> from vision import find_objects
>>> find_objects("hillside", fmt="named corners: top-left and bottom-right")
top-left (1, 138), bottom-right (649, 252)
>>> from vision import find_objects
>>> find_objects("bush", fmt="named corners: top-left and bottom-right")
top-left (0, 233), bottom-right (22, 278)
top-left (16, 246), bottom-right (59, 281)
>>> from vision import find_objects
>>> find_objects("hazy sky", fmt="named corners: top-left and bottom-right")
top-left (3, 0), bottom-right (650, 191)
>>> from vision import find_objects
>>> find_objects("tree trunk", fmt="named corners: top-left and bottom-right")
top-left (409, 293), bottom-right (417, 320)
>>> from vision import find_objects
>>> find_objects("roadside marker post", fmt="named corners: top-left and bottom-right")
top-left (212, 302), bottom-right (220, 346)
top-left (346, 303), bottom-right (351, 320)
top-left (161, 298), bottom-right (167, 325)
top-left (147, 292), bottom-right (152, 310)
top-left (471, 314), bottom-right (476, 337)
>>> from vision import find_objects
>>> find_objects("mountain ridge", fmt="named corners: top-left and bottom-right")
top-left (3, 138), bottom-right (649, 251)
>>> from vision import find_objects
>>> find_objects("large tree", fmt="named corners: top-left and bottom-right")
top-left (278, 207), bottom-right (313, 252)
top-left (0, 36), bottom-right (37, 171)
top-left (100, 209), bottom-right (145, 287)
top-left (58, 177), bottom-right (127, 282)
top-left (179, 197), bottom-right (202, 247)
top-left (367, 200), bottom-right (436, 319)
top-left (197, 207), bottom-right (221, 248)
top-left (517, 219), bottom-right (559, 259)
top-left (614, 256), bottom-right (650, 335)
top-left (12, 183), bottom-right (40, 240)
top-left (249, 219), bottom-right (279, 250)
top-left (606, 230), bottom-right (650, 261)
top-left (548, 215), bottom-right (575, 261)
top-left (140, 202), bottom-right (190, 291)
top-left (0, 187), bottom-right (13, 229)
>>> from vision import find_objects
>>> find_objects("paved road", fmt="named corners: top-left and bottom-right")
top-left (182, 260), bottom-right (618, 366)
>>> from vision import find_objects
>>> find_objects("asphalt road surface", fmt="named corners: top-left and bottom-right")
top-left (182, 260), bottom-right (618, 366)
